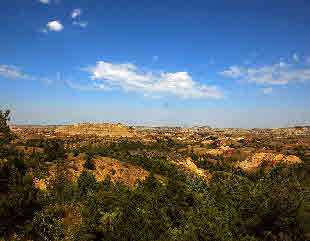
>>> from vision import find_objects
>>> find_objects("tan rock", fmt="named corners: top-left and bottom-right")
top-left (173, 159), bottom-right (212, 183)
top-left (220, 146), bottom-right (234, 151)
top-left (192, 147), bottom-right (212, 155)
top-left (274, 154), bottom-right (285, 161)
top-left (235, 152), bottom-right (302, 173)
top-left (284, 155), bottom-right (302, 164)
top-left (205, 149), bottom-right (224, 156)
top-left (201, 140), bottom-right (214, 145)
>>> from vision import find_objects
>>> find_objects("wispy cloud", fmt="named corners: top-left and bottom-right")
top-left (46, 20), bottom-right (64, 32)
top-left (219, 60), bottom-right (310, 85)
top-left (38, 0), bottom-right (50, 4)
top-left (65, 79), bottom-right (111, 91)
top-left (293, 53), bottom-right (299, 62)
top-left (0, 65), bottom-right (54, 86)
top-left (39, 28), bottom-right (48, 34)
top-left (0, 65), bottom-right (35, 80)
top-left (71, 61), bottom-right (223, 99)
top-left (143, 93), bottom-right (162, 99)
top-left (71, 8), bottom-right (82, 19)
top-left (262, 87), bottom-right (273, 94)
top-left (73, 21), bottom-right (88, 28)
top-left (70, 9), bottom-right (88, 28)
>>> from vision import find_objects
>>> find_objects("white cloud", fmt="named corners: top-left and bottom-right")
top-left (71, 8), bottom-right (82, 19)
top-left (46, 21), bottom-right (64, 32)
top-left (38, 0), bottom-right (50, 4)
top-left (77, 61), bottom-right (223, 99)
top-left (293, 53), bottom-right (299, 62)
top-left (0, 65), bottom-right (35, 80)
top-left (73, 21), bottom-right (88, 28)
top-left (262, 88), bottom-right (273, 94)
top-left (71, 9), bottom-right (87, 28)
top-left (219, 60), bottom-right (310, 85)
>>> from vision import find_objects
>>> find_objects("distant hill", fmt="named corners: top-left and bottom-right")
top-left (293, 126), bottom-right (310, 129)
top-left (55, 123), bottom-right (135, 137)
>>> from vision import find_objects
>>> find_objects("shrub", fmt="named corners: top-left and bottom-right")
top-left (0, 109), bottom-right (14, 144)
top-left (83, 157), bottom-right (96, 170)
top-left (43, 140), bottom-right (65, 162)
top-left (33, 205), bottom-right (65, 241)
top-left (77, 170), bottom-right (97, 195)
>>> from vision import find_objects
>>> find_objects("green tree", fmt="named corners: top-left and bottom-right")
top-left (33, 205), bottom-right (65, 241)
top-left (0, 157), bottom-right (40, 239)
top-left (83, 156), bottom-right (96, 170)
top-left (43, 139), bottom-right (65, 162)
top-left (0, 109), bottom-right (13, 145)
top-left (77, 170), bottom-right (97, 195)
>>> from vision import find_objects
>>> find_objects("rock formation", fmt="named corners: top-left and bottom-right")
top-left (235, 152), bottom-right (302, 173)
top-left (173, 157), bottom-right (212, 182)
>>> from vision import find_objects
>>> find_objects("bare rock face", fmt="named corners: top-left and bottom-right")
top-left (235, 152), bottom-right (302, 173)
top-left (173, 158), bottom-right (212, 182)
top-left (181, 158), bottom-right (205, 176)
top-left (55, 123), bottom-right (135, 137)
top-left (91, 157), bottom-right (150, 185)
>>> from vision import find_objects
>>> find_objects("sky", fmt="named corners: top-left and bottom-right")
top-left (0, 0), bottom-right (310, 128)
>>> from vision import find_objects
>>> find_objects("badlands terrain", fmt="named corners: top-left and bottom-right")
top-left (1, 121), bottom-right (310, 240)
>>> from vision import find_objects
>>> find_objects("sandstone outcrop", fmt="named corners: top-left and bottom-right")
top-left (173, 158), bottom-right (212, 183)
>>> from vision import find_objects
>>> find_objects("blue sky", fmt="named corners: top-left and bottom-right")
top-left (1, 0), bottom-right (310, 128)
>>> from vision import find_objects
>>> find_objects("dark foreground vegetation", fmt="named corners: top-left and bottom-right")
top-left (1, 109), bottom-right (310, 241)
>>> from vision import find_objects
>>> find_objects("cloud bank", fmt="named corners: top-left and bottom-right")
top-left (219, 60), bottom-right (310, 85)
top-left (77, 61), bottom-right (223, 99)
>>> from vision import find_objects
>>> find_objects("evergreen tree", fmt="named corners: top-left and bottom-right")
top-left (0, 109), bottom-right (13, 145)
